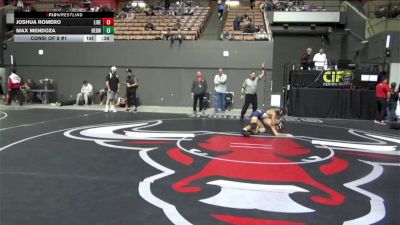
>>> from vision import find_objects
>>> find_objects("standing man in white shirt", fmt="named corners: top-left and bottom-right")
top-left (313, 48), bottom-right (328, 70)
top-left (214, 68), bottom-right (228, 113)
top-left (76, 80), bottom-right (93, 105)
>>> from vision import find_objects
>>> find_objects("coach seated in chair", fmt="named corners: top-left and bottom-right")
top-left (76, 80), bottom-right (93, 105)
top-left (220, 29), bottom-right (233, 41)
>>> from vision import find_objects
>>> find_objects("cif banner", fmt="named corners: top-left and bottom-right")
top-left (321, 70), bottom-right (354, 87)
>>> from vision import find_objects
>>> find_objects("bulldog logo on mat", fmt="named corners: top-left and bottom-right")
top-left (64, 119), bottom-right (400, 225)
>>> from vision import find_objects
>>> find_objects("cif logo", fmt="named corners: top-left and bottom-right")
top-left (322, 70), bottom-right (353, 85)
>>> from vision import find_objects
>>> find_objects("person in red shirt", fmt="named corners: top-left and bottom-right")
top-left (6, 69), bottom-right (24, 106)
top-left (375, 76), bottom-right (391, 125)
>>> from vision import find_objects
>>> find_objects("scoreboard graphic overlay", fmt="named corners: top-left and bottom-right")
top-left (14, 12), bottom-right (114, 42)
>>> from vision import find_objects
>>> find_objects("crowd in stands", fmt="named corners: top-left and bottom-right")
top-left (12, 0), bottom-right (115, 12)
top-left (7, 0), bottom-right (272, 42)
top-left (260, 0), bottom-right (327, 12)
top-left (114, 4), bottom-right (209, 41)
top-left (222, 7), bottom-right (268, 41)
top-left (374, 3), bottom-right (400, 18)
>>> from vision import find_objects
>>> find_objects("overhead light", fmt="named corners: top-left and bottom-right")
top-left (361, 40), bottom-right (369, 44)
top-left (132, 1), bottom-right (146, 8)
top-left (386, 34), bottom-right (391, 48)
top-left (226, 0), bottom-right (240, 6)
top-left (344, 28), bottom-right (351, 32)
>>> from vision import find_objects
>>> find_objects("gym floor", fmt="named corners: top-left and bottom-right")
top-left (1, 105), bottom-right (399, 225)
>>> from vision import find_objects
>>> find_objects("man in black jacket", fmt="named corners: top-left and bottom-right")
top-left (125, 68), bottom-right (139, 112)
top-left (191, 71), bottom-right (208, 114)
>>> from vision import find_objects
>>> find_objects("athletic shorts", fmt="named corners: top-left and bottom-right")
top-left (107, 91), bottom-right (118, 100)
top-left (251, 110), bottom-right (266, 119)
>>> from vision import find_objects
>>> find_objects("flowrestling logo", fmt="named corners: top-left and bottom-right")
top-left (64, 119), bottom-right (400, 225)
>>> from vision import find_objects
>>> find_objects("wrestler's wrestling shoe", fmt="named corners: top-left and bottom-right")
top-left (241, 129), bottom-right (250, 137)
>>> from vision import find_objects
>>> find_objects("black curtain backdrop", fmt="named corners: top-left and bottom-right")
top-left (289, 87), bottom-right (377, 119)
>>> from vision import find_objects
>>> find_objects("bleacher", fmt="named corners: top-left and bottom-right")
top-left (92, 0), bottom-right (117, 11)
top-left (224, 7), bottom-right (266, 41)
top-left (114, 7), bottom-right (210, 40)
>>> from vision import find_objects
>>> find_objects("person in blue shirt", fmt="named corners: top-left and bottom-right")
top-left (218, 2), bottom-right (224, 20)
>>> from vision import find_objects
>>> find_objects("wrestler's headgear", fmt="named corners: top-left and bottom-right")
top-left (275, 120), bottom-right (285, 131)
top-left (275, 108), bottom-right (285, 117)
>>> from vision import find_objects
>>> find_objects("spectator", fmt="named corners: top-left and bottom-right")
top-left (144, 5), bottom-right (155, 16)
top-left (233, 15), bottom-right (243, 31)
top-left (104, 66), bottom-right (120, 112)
top-left (188, 7), bottom-right (195, 16)
top-left (255, 27), bottom-right (268, 40)
top-left (218, 2), bottom-right (224, 20)
top-left (374, 76), bottom-right (391, 125)
top-left (162, 28), bottom-right (173, 40)
top-left (168, 9), bottom-right (176, 16)
top-left (191, 71), bottom-right (208, 115)
top-left (243, 14), bottom-right (251, 22)
top-left (300, 48), bottom-right (313, 70)
top-left (165, 0), bottom-right (170, 10)
top-left (173, 20), bottom-right (182, 30)
top-left (250, 0), bottom-right (255, 9)
top-left (16, 0), bottom-right (24, 11)
top-left (220, 29), bottom-right (233, 41)
top-left (75, 80), bottom-right (93, 105)
top-left (116, 11), bottom-right (126, 19)
top-left (386, 82), bottom-right (398, 121)
top-left (177, 6), bottom-right (185, 16)
top-left (243, 21), bottom-right (255, 33)
top-left (6, 69), bottom-right (24, 106)
top-left (125, 69), bottom-right (139, 112)
top-left (171, 29), bottom-right (184, 45)
top-left (126, 12), bottom-right (135, 20)
top-left (313, 48), bottom-right (327, 70)
top-left (214, 68), bottom-right (228, 113)
top-left (240, 64), bottom-right (266, 120)
top-left (145, 22), bottom-right (155, 31)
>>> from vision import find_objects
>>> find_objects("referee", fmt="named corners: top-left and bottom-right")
top-left (240, 63), bottom-right (265, 120)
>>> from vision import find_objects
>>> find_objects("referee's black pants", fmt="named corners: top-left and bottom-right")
top-left (126, 90), bottom-right (137, 108)
top-left (240, 93), bottom-right (257, 119)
